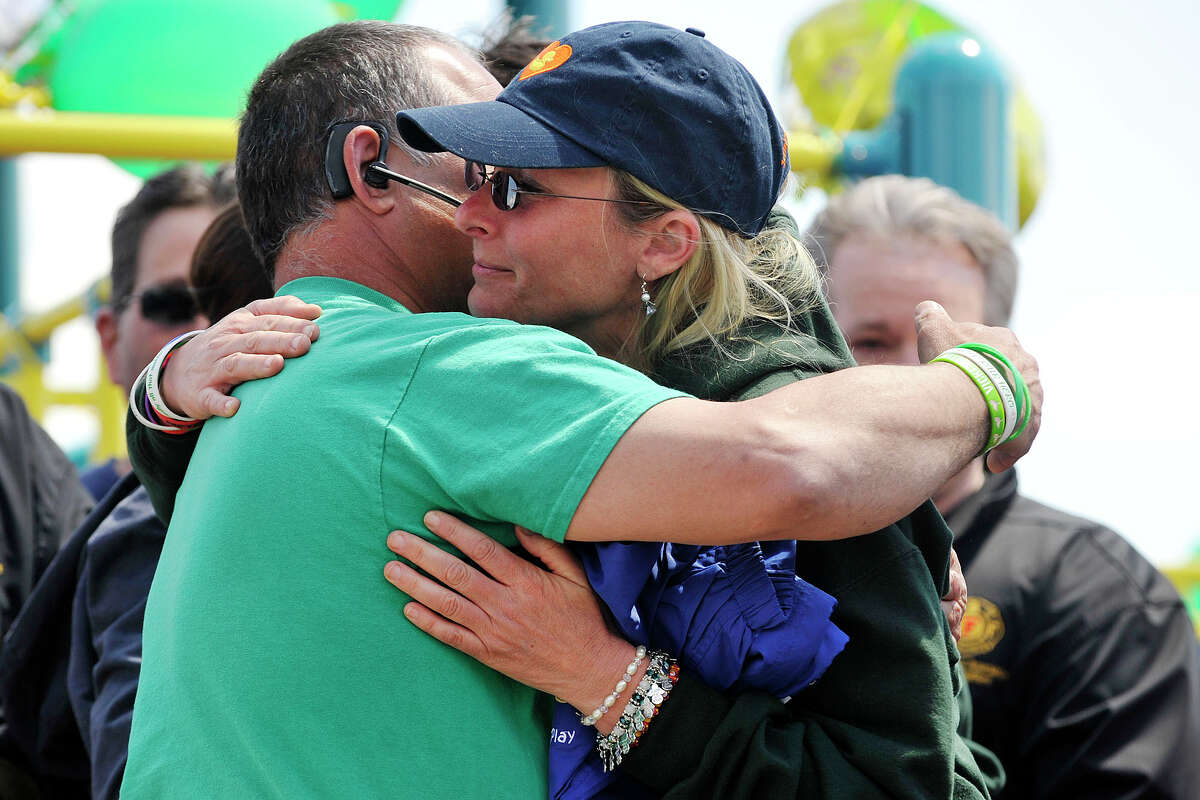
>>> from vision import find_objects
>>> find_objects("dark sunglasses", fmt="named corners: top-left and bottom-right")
top-left (113, 283), bottom-right (198, 325)
top-left (464, 161), bottom-right (658, 212)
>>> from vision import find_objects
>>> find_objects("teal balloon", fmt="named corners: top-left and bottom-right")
top-left (48, 0), bottom-right (339, 177)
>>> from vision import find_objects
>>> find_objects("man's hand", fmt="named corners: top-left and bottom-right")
top-left (385, 511), bottom-right (642, 731)
top-left (941, 547), bottom-right (968, 642)
top-left (159, 296), bottom-right (322, 420)
top-left (915, 300), bottom-right (1042, 473)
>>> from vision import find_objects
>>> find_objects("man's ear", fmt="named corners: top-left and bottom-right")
top-left (635, 209), bottom-right (700, 281)
top-left (343, 125), bottom-right (395, 215)
top-left (95, 308), bottom-right (122, 384)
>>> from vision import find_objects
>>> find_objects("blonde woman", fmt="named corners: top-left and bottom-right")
top-left (386, 21), bottom-right (999, 798)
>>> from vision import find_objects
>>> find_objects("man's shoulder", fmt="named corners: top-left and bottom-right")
top-left (1005, 492), bottom-right (1108, 535)
top-left (419, 315), bottom-right (593, 352)
top-left (403, 317), bottom-right (624, 384)
top-left (313, 297), bottom-right (592, 360)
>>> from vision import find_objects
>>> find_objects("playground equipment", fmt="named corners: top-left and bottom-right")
top-left (778, 0), bottom-right (1044, 230)
top-left (0, 279), bottom-right (126, 460)
top-left (836, 33), bottom-right (1015, 228)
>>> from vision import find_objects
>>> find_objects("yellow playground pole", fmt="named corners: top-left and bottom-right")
top-left (0, 109), bottom-right (237, 159)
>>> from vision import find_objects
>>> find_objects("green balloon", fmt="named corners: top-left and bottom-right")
top-left (49, 0), bottom-right (339, 177)
top-left (331, 0), bottom-right (403, 20)
top-left (12, 0), bottom-right (104, 86)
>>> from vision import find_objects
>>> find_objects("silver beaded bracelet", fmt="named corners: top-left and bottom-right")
top-left (596, 649), bottom-right (679, 772)
top-left (579, 644), bottom-right (646, 727)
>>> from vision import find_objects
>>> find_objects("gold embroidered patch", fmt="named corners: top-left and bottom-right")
top-left (958, 595), bottom-right (1005, 657)
top-left (518, 42), bottom-right (573, 81)
top-left (963, 658), bottom-right (1009, 686)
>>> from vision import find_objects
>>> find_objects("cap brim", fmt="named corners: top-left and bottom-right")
top-left (396, 100), bottom-right (605, 169)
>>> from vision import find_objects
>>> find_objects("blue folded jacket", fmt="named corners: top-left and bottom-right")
top-left (548, 539), bottom-right (849, 799)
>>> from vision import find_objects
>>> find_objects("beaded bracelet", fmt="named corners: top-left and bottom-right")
top-left (596, 650), bottom-right (679, 772)
top-left (580, 645), bottom-right (646, 727)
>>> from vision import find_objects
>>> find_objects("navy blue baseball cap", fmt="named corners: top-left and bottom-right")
top-left (395, 21), bottom-right (790, 236)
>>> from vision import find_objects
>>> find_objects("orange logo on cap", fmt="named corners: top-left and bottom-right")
top-left (518, 41), bottom-right (572, 80)
top-left (781, 130), bottom-right (789, 167)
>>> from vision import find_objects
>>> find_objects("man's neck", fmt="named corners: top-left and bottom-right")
top-left (273, 216), bottom-right (433, 313)
top-left (933, 459), bottom-right (987, 520)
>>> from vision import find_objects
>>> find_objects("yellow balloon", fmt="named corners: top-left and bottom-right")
top-left (783, 0), bottom-right (1046, 226)
top-left (785, 0), bottom-right (958, 132)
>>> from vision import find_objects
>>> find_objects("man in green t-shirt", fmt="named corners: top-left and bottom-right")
top-left (121, 22), bottom-right (1039, 799)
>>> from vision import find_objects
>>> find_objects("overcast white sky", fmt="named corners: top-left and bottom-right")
top-left (12, 0), bottom-right (1200, 565)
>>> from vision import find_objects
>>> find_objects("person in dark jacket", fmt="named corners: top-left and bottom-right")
top-left (0, 383), bottom-right (92, 799)
top-left (0, 384), bottom-right (91, 636)
top-left (815, 174), bottom-right (1200, 799)
top-left (0, 473), bottom-right (140, 800)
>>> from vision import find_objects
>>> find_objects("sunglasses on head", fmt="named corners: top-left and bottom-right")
top-left (464, 161), bottom-right (657, 212)
top-left (113, 283), bottom-right (198, 325)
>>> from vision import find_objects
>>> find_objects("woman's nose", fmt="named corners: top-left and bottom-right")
top-left (455, 184), bottom-right (495, 238)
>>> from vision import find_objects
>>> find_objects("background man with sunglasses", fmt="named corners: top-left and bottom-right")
top-left (87, 164), bottom-right (232, 500)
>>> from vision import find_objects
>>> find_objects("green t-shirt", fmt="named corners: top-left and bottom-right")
top-left (121, 277), bottom-right (685, 799)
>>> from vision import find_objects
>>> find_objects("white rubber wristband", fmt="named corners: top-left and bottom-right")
top-left (144, 330), bottom-right (205, 423)
top-left (128, 362), bottom-right (191, 433)
top-left (934, 350), bottom-right (1005, 451)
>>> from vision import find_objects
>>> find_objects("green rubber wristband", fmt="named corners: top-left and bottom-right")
top-left (957, 343), bottom-right (1025, 420)
top-left (956, 348), bottom-right (1019, 445)
top-left (932, 350), bottom-right (1005, 452)
top-left (958, 342), bottom-right (1031, 444)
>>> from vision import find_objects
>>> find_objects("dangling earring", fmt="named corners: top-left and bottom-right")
top-left (640, 277), bottom-right (657, 317)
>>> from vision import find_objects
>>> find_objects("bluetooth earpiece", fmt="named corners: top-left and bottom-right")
top-left (324, 120), bottom-right (391, 199)
top-left (363, 162), bottom-right (390, 189)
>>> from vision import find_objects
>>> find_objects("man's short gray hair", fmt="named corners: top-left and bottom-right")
top-left (807, 175), bottom-right (1019, 326)
top-left (236, 21), bottom-right (479, 279)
